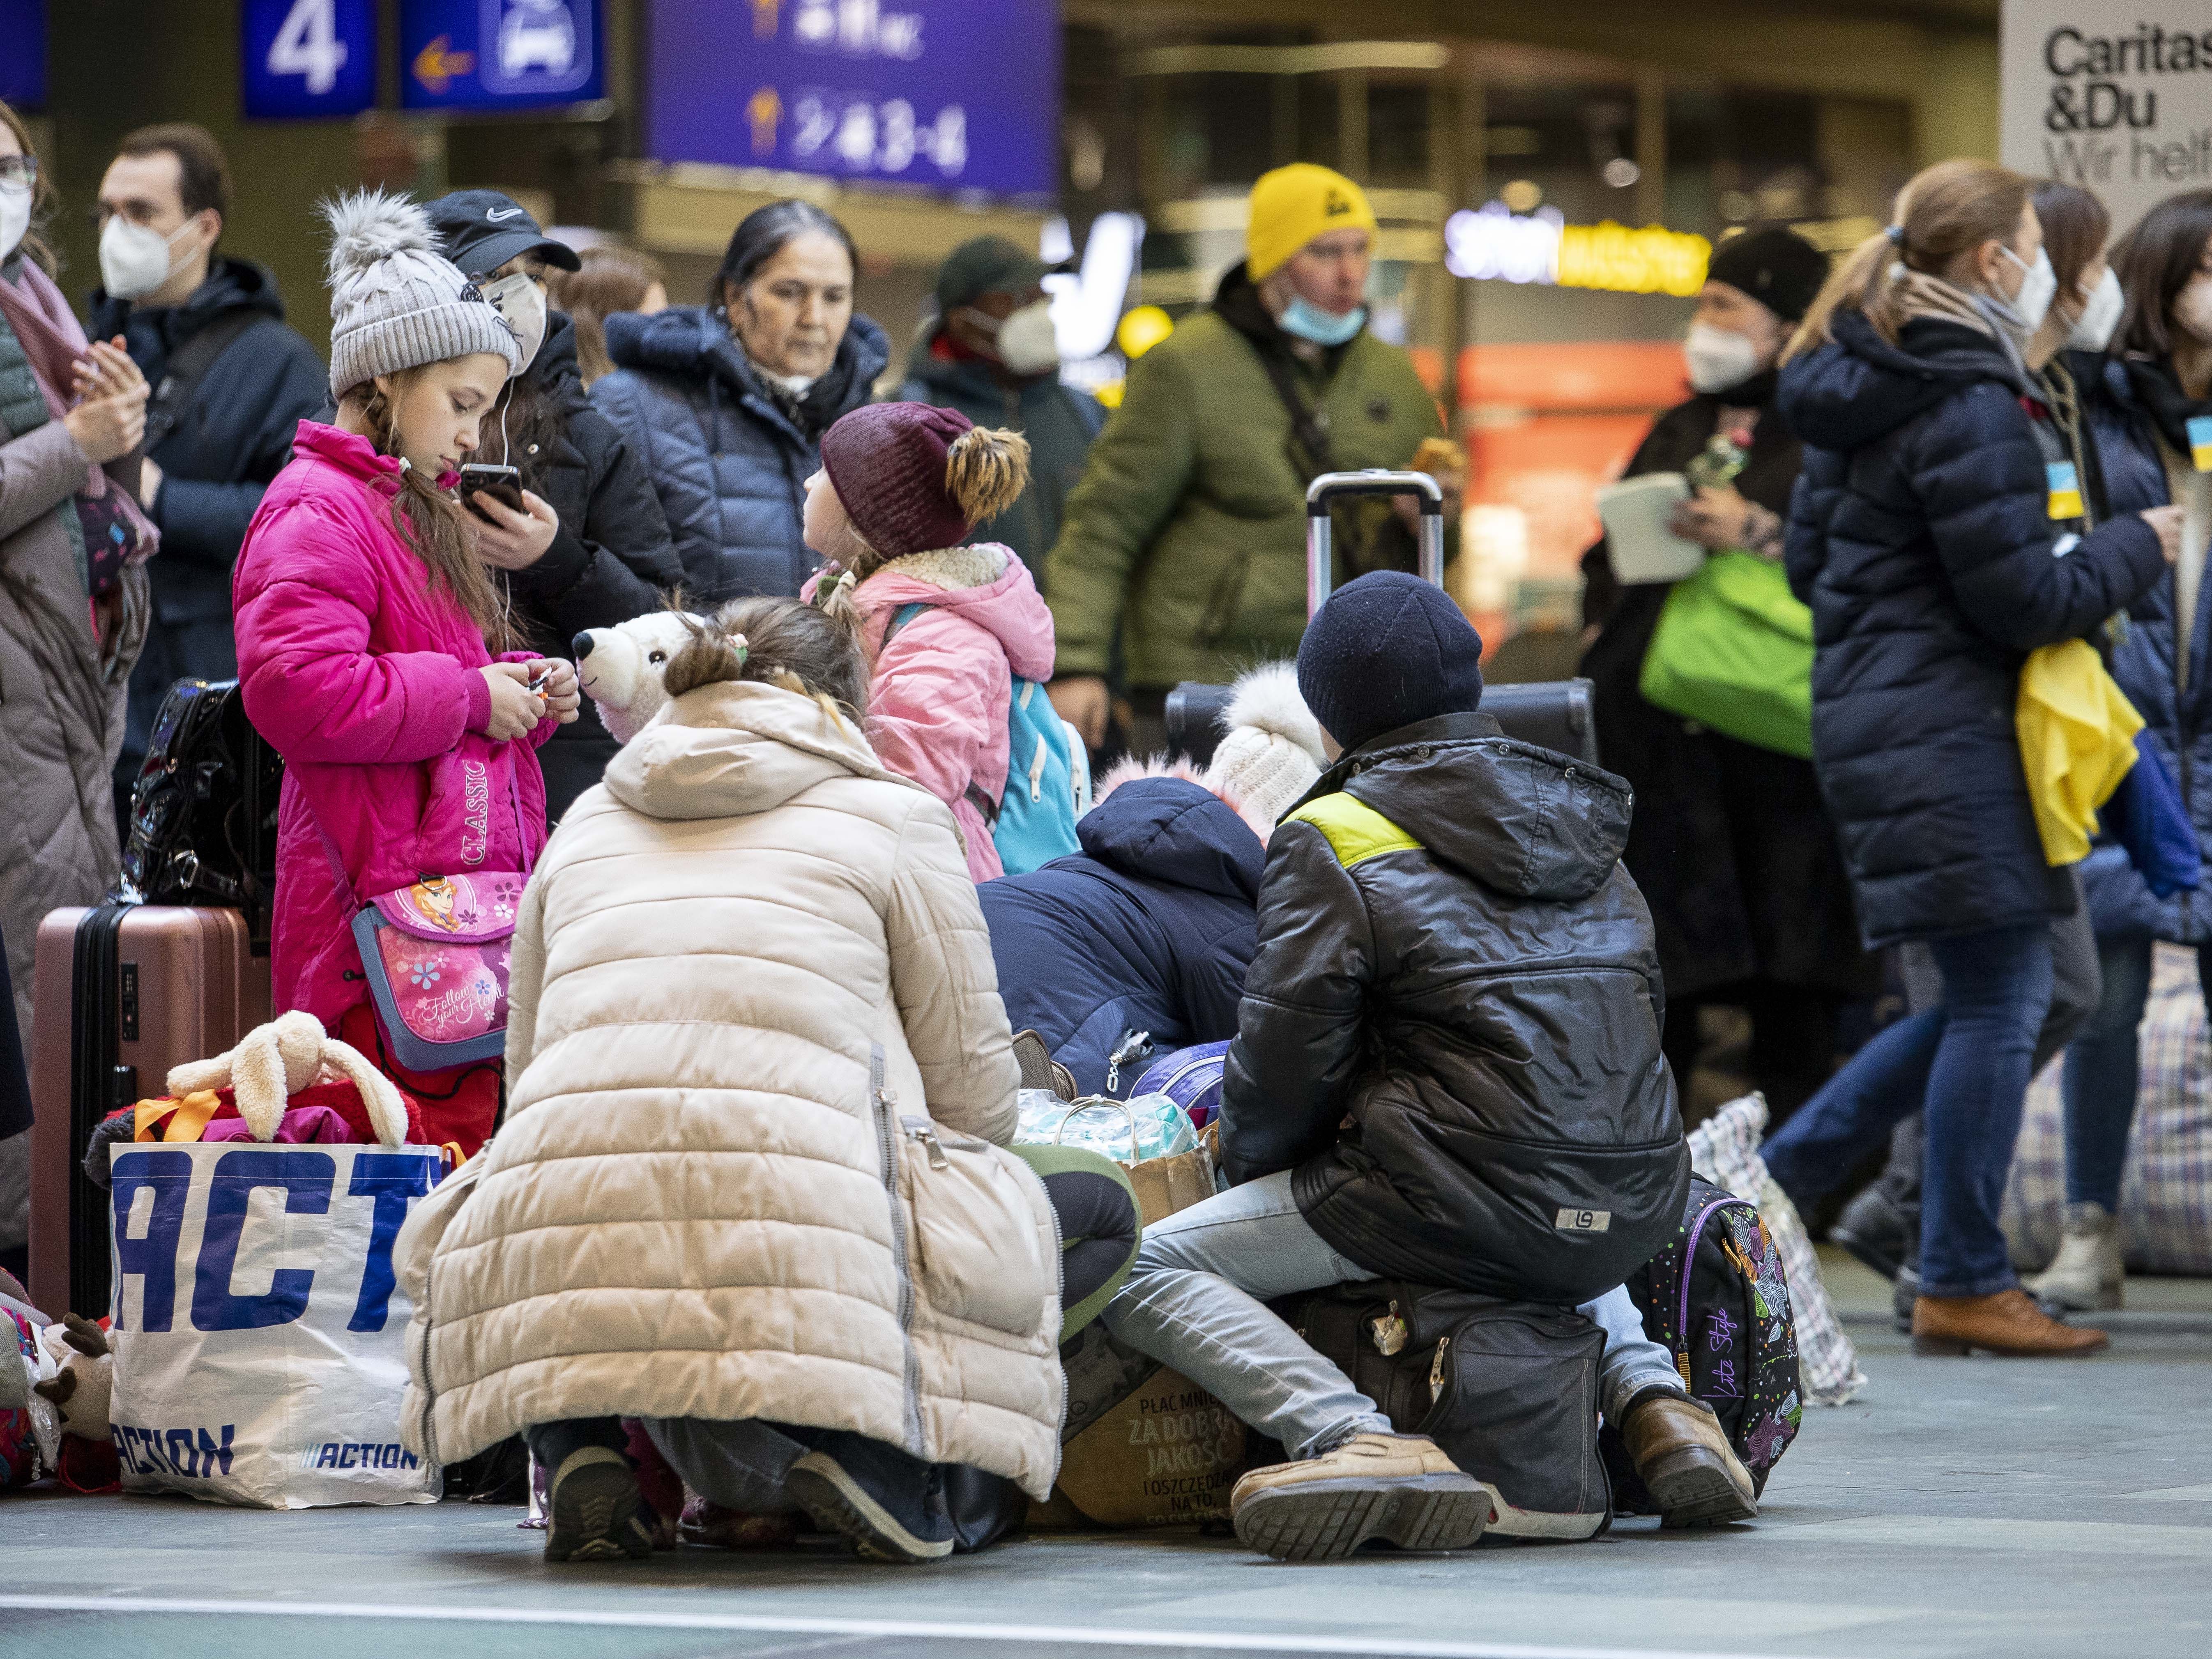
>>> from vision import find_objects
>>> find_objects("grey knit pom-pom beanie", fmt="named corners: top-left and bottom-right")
top-left (321, 189), bottom-right (521, 399)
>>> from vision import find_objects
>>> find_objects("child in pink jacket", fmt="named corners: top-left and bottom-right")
top-left (232, 192), bottom-right (579, 1147)
top-left (802, 403), bottom-right (1055, 881)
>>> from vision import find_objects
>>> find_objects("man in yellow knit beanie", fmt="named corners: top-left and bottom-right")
top-left (1045, 162), bottom-right (1452, 756)
top-left (1245, 163), bottom-right (1380, 283)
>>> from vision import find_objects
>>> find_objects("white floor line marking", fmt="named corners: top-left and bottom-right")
top-left (0, 1594), bottom-right (1860, 1659)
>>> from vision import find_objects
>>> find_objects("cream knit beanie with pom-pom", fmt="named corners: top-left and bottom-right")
top-left (1205, 661), bottom-right (1326, 828)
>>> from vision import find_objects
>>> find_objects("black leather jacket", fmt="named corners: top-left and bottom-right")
top-left (1221, 712), bottom-right (1689, 1302)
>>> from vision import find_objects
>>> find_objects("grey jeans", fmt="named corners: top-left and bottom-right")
top-left (1100, 1171), bottom-right (1681, 1462)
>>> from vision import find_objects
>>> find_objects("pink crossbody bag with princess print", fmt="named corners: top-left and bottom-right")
top-left (347, 872), bottom-right (528, 1071)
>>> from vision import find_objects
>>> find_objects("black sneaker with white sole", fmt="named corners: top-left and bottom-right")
top-left (544, 1446), bottom-right (658, 1562)
top-left (782, 1431), bottom-right (955, 1565)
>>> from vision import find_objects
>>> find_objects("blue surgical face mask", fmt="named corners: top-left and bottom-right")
top-left (1278, 295), bottom-right (1366, 347)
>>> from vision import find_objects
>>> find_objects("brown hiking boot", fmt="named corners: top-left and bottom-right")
top-left (1621, 1392), bottom-right (1757, 1528)
top-left (1911, 1288), bottom-right (2109, 1356)
top-left (1229, 1432), bottom-right (1490, 1562)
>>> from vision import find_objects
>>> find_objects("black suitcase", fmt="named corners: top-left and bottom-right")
top-left (1163, 470), bottom-right (1600, 769)
top-left (1167, 676), bottom-right (1597, 769)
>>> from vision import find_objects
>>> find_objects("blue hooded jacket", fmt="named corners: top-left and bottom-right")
top-left (2077, 356), bottom-right (2211, 941)
top-left (979, 776), bottom-right (1262, 1098)
top-left (1780, 309), bottom-right (2166, 949)
top-left (590, 305), bottom-right (889, 601)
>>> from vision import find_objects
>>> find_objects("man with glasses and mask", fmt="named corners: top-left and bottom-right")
top-left (90, 123), bottom-right (326, 828)
top-left (898, 235), bottom-right (1103, 570)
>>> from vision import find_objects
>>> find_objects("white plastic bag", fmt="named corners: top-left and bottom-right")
top-left (1690, 1095), bottom-right (1867, 1406)
top-left (107, 1140), bottom-right (446, 1508)
top-left (1017, 1090), bottom-right (1197, 1162)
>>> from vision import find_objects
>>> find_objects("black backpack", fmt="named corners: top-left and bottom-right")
top-left (1600, 1176), bottom-right (1802, 1511)
top-left (114, 679), bottom-right (282, 943)
top-left (1289, 1282), bottom-right (1611, 1541)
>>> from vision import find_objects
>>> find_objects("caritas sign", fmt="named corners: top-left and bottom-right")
top-left (2001, 1), bottom-right (2212, 231)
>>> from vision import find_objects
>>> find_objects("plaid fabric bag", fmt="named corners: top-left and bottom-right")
top-left (2004, 943), bottom-right (2212, 1274)
top-left (1689, 1095), bottom-right (1866, 1407)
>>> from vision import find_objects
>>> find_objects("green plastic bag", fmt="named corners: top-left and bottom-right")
top-left (1638, 549), bottom-right (1815, 759)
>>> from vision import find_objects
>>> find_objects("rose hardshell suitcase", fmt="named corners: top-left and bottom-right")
top-left (28, 905), bottom-right (269, 1318)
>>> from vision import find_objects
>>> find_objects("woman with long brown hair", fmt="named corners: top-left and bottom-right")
top-left (231, 191), bottom-right (581, 1151)
top-left (1757, 160), bottom-right (2182, 1358)
top-left (546, 242), bottom-right (667, 389)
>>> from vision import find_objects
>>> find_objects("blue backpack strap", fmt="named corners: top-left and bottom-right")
top-left (879, 598), bottom-right (1003, 823)
top-left (879, 601), bottom-right (930, 651)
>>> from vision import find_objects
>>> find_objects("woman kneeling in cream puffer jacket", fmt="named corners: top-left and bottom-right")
top-left (395, 596), bottom-right (1064, 1565)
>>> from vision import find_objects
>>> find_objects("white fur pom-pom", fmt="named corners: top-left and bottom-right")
top-left (321, 189), bottom-right (436, 287)
top-left (1223, 661), bottom-right (1326, 765)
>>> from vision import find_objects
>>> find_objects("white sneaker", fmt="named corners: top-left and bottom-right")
top-left (2024, 1202), bottom-right (2125, 1311)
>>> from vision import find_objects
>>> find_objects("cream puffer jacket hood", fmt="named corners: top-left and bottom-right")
top-left (395, 678), bottom-right (1062, 1497)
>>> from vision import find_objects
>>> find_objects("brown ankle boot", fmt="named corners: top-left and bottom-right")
top-left (1620, 1393), bottom-right (1757, 1528)
top-left (1910, 1287), bottom-right (2108, 1356)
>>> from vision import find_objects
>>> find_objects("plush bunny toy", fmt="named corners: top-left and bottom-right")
top-left (166, 1009), bottom-right (410, 1145)
top-left (571, 612), bottom-right (702, 744)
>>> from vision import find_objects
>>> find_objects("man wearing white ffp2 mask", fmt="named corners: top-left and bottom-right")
top-left (898, 234), bottom-right (1104, 571)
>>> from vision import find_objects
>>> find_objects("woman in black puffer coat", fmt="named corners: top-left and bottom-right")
top-left (426, 193), bottom-right (684, 821)
top-left (1766, 160), bottom-right (2180, 1358)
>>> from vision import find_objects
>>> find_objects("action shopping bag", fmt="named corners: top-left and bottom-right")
top-left (107, 1139), bottom-right (446, 1507)
top-left (1638, 549), bottom-right (1814, 759)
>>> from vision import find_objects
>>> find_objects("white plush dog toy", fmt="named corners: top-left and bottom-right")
top-left (572, 611), bottom-right (702, 744)
top-left (166, 1009), bottom-right (410, 1146)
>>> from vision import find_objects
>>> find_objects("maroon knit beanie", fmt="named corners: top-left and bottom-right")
top-left (820, 402), bottom-right (976, 559)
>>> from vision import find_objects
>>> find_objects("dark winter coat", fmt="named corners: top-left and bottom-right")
top-left (494, 311), bottom-right (684, 820)
top-left (978, 776), bottom-right (1260, 1098)
top-left (1577, 384), bottom-right (1874, 1003)
top-left (2076, 356), bottom-right (2211, 942)
top-left (590, 306), bottom-right (889, 603)
top-left (91, 258), bottom-right (327, 767)
top-left (898, 324), bottom-right (1103, 571)
top-left (1781, 311), bottom-right (2167, 949)
top-left (1222, 713), bottom-right (1689, 1303)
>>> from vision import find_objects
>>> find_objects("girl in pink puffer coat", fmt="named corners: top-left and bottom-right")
top-left (232, 193), bottom-right (579, 1145)
top-left (801, 403), bottom-right (1054, 882)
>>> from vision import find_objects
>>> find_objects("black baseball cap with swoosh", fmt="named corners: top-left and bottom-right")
top-left (423, 189), bottom-right (582, 279)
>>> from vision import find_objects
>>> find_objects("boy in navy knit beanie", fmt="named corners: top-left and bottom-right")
top-left (1293, 571), bottom-right (1485, 754)
top-left (1098, 572), bottom-right (1732, 1562)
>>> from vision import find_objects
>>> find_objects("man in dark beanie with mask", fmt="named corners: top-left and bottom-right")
top-left (1099, 573), bottom-right (1734, 1563)
top-left (1579, 225), bottom-right (1878, 1130)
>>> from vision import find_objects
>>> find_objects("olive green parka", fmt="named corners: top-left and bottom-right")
top-left (1044, 264), bottom-right (1446, 690)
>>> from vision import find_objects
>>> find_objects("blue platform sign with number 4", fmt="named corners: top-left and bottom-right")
top-left (243, 0), bottom-right (376, 120)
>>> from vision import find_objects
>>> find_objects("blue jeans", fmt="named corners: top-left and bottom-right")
top-left (2060, 937), bottom-right (2212, 1210)
top-left (1763, 924), bottom-right (2054, 1298)
top-left (1099, 1171), bottom-right (1680, 1461)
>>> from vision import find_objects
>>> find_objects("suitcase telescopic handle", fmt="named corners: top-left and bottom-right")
top-left (1306, 469), bottom-right (1447, 617)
